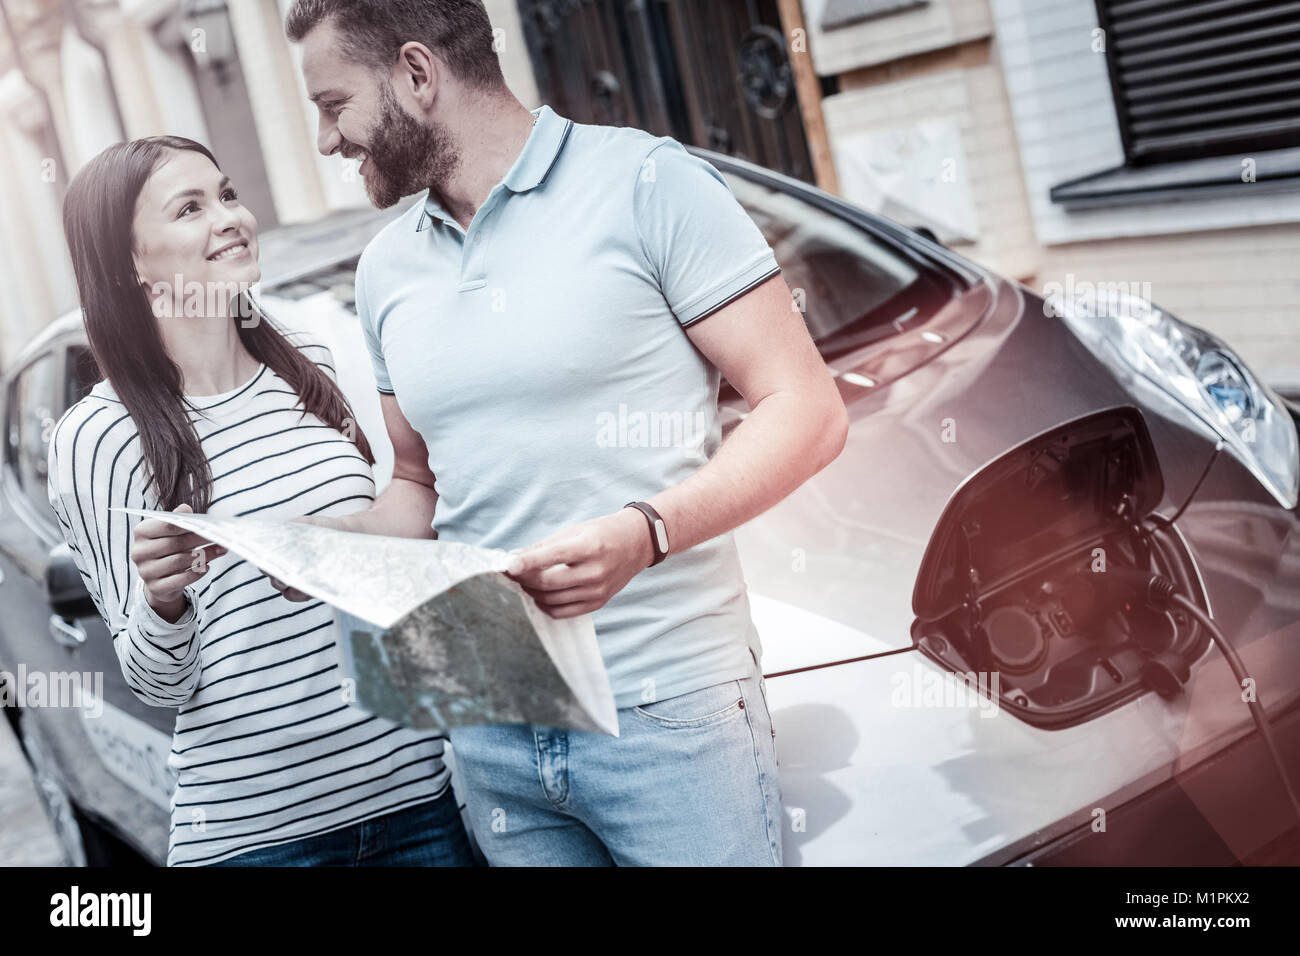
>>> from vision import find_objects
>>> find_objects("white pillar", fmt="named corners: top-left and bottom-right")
top-left (227, 0), bottom-right (329, 223)
top-left (272, 0), bottom-right (369, 213)
top-left (59, 21), bottom-right (125, 170)
top-left (0, 72), bottom-right (78, 361)
top-left (108, 1), bottom-right (210, 147)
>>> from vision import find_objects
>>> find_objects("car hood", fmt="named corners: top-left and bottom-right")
top-left (737, 278), bottom-right (1223, 673)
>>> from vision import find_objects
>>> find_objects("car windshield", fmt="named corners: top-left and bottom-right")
top-left (724, 173), bottom-right (947, 355)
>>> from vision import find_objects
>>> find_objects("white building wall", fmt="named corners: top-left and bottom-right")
top-left (802, 0), bottom-right (993, 76)
top-left (824, 61), bottom-right (1040, 280)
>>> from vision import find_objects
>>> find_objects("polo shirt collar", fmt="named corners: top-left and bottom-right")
top-left (417, 105), bottom-right (573, 232)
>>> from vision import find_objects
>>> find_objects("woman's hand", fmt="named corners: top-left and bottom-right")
top-left (130, 503), bottom-right (226, 622)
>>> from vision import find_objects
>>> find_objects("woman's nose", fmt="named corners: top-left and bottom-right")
top-left (212, 204), bottom-right (242, 233)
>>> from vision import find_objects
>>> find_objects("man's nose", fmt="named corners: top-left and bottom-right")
top-left (318, 114), bottom-right (341, 157)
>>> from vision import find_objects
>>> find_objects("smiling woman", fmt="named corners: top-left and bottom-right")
top-left (60, 138), bottom-right (371, 514)
top-left (44, 136), bottom-right (475, 867)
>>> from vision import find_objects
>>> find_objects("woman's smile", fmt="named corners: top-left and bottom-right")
top-left (207, 239), bottom-right (251, 262)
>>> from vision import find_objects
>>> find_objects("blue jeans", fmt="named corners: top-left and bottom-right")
top-left (448, 649), bottom-right (782, 866)
top-left (205, 787), bottom-right (476, 866)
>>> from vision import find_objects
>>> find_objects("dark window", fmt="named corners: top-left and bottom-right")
top-left (518, 0), bottom-right (815, 183)
top-left (1052, 1), bottom-right (1300, 206)
top-left (1094, 0), bottom-right (1300, 164)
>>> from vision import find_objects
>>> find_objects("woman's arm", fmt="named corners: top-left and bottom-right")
top-left (46, 404), bottom-right (205, 708)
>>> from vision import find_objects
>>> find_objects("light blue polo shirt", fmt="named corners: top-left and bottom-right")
top-left (355, 105), bottom-right (781, 710)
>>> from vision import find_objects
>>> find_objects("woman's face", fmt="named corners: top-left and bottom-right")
top-left (131, 149), bottom-right (260, 313)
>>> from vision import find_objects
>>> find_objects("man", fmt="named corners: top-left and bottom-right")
top-left (283, 0), bottom-right (848, 866)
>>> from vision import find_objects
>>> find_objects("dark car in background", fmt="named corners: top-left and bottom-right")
top-left (3, 152), bottom-right (1299, 866)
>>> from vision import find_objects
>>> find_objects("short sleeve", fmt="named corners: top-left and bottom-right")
top-left (354, 258), bottom-right (394, 395)
top-left (633, 139), bottom-right (780, 327)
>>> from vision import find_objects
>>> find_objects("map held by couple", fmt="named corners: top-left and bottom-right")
top-left (115, 508), bottom-right (620, 736)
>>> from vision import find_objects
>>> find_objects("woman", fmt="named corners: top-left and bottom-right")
top-left (47, 136), bottom-right (474, 867)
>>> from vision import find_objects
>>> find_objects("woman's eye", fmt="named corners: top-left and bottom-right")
top-left (179, 202), bottom-right (198, 217)
top-left (222, 189), bottom-right (239, 202)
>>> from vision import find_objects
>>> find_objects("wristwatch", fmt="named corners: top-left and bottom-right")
top-left (624, 501), bottom-right (670, 567)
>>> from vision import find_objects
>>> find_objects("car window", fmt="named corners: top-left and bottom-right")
top-left (723, 173), bottom-right (950, 356)
top-left (6, 351), bottom-right (61, 516)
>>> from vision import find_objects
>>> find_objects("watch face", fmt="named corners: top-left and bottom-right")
top-left (653, 519), bottom-right (669, 553)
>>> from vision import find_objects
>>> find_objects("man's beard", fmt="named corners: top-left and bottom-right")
top-left (350, 83), bottom-right (460, 209)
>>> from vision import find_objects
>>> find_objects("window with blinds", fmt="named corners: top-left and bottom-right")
top-left (1093, 0), bottom-right (1300, 164)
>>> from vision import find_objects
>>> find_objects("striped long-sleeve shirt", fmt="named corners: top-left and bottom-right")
top-left (46, 331), bottom-right (450, 866)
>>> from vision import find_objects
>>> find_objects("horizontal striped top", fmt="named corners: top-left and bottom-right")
top-left (46, 330), bottom-right (450, 866)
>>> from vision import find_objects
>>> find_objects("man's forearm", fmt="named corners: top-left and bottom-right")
top-left (314, 476), bottom-right (438, 539)
top-left (646, 389), bottom-right (846, 558)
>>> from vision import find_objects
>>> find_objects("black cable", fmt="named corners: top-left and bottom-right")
top-left (1134, 571), bottom-right (1300, 826)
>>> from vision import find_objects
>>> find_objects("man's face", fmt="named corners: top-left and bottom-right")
top-left (300, 20), bottom-right (460, 208)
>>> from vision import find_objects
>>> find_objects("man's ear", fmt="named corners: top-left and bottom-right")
top-left (397, 41), bottom-right (440, 108)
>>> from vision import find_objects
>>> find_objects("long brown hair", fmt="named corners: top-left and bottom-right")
top-left (62, 136), bottom-right (374, 512)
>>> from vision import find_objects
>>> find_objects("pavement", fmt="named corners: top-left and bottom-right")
top-left (0, 717), bottom-right (66, 866)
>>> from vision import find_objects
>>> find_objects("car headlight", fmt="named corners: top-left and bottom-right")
top-left (1048, 289), bottom-right (1299, 509)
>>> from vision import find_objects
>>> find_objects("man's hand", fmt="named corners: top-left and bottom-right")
top-left (264, 515), bottom-right (340, 603)
top-left (505, 508), bottom-right (654, 619)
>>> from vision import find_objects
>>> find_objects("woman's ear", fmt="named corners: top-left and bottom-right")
top-left (132, 251), bottom-right (151, 292)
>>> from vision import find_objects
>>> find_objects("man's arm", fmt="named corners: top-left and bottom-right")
top-left (647, 272), bottom-right (847, 554)
top-left (317, 394), bottom-right (439, 538)
top-left (508, 274), bottom-right (848, 617)
top-left (272, 398), bottom-right (438, 603)
top-left (272, 395), bottom-right (437, 601)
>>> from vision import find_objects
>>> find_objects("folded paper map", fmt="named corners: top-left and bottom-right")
top-left (114, 509), bottom-right (619, 735)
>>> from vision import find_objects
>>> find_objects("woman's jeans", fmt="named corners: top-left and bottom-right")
top-left (206, 787), bottom-right (475, 866)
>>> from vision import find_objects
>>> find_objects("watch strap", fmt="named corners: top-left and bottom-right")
top-left (624, 501), bottom-right (669, 566)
